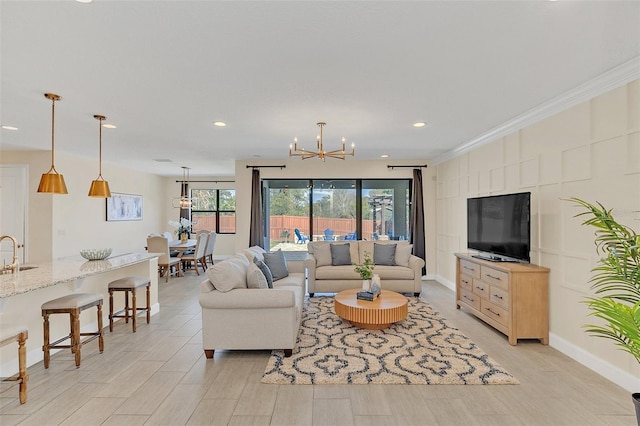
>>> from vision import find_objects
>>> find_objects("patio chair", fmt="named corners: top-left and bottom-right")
top-left (324, 228), bottom-right (336, 241)
top-left (344, 232), bottom-right (357, 240)
top-left (294, 228), bottom-right (309, 244)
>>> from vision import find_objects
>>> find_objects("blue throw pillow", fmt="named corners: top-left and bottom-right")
top-left (374, 243), bottom-right (396, 266)
top-left (253, 257), bottom-right (274, 289)
top-left (263, 249), bottom-right (289, 281)
top-left (330, 243), bottom-right (351, 266)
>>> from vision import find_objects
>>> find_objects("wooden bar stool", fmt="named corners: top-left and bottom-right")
top-left (0, 325), bottom-right (28, 404)
top-left (41, 293), bottom-right (104, 369)
top-left (108, 276), bottom-right (151, 332)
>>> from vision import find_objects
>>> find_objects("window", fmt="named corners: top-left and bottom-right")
top-left (190, 189), bottom-right (236, 234)
top-left (262, 179), bottom-right (410, 249)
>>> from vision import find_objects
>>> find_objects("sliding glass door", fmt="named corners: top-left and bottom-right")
top-left (262, 179), bottom-right (410, 250)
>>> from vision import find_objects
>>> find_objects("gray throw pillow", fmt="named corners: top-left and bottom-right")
top-left (263, 249), bottom-right (289, 281)
top-left (330, 243), bottom-right (351, 266)
top-left (374, 243), bottom-right (397, 266)
top-left (254, 257), bottom-right (274, 288)
top-left (253, 253), bottom-right (273, 288)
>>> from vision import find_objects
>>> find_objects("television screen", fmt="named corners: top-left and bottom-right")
top-left (467, 192), bottom-right (531, 263)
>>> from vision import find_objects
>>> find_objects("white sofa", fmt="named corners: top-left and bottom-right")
top-left (304, 240), bottom-right (425, 297)
top-left (199, 248), bottom-right (305, 358)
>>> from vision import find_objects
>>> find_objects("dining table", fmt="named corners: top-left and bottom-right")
top-left (169, 239), bottom-right (197, 257)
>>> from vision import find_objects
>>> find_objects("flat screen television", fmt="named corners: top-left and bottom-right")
top-left (467, 192), bottom-right (531, 263)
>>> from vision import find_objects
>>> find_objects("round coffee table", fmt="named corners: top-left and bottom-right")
top-left (334, 289), bottom-right (408, 330)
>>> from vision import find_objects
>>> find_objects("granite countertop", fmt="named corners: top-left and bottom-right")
top-left (0, 252), bottom-right (158, 298)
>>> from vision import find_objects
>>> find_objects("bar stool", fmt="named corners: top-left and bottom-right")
top-left (41, 293), bottom-right (104, 368)
top-left (108, 276), bottom-right (151, 332)
top-left (0, 325), bottom-right (28, 404)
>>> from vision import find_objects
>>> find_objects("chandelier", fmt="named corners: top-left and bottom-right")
top-left (172, 166), bottom-right (192, 209)
top-left (289, 122), bottom-right (354, 161)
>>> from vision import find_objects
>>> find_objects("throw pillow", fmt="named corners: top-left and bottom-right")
top-left (314, 243), bottom-right (332, 267)
top-left (330, 243), bottom-right (351, 266)
top-left (243, 245), bottom-right (266, 262)
top-left (254, 257), bottom-right (274, 289)
top-left (205, 257), bottom-right (248, 292)
top-left (263, 249), bottom-right (289, 281)
top-left (246, 263), bottom-right (269, 289)
top-left (395, 244), bottom-right (413, 267)
top-left (374, 243), bottom-right (397, 266)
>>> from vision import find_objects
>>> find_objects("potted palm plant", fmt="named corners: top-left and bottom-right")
top-left (570, 198), bottom-right (640, 423)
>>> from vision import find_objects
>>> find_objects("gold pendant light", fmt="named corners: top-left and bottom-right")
top-left (88, 115), bottom-right (112, 197)
top-left (172, 166), bottom-right (192, 209)
top-left (37, 93), bottom-right (68, 194)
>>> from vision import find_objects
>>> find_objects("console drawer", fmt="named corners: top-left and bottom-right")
top-left (490, 285), bottom-right (509, 310)
top-left (481, 299), bottom-right (508, 328)
top-left (472, 279), bottom-right (490, 300)
top-left (459, 288), bottom-right (480, 311)
top-left (460, 260), bottom-right (480, 279)
top-left (481, 267), bottom-right (509, 290)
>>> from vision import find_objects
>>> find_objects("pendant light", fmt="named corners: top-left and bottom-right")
top-left (88, 115), bottom-right (112, 197)
top-left (172, 166), bottom-right (192, 209)
top-left (37, 93), bottom-right (68, 194)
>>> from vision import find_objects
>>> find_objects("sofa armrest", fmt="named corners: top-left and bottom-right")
top-left (409, 255), bottom-right (425, 273)
top-left (199, 288), bottom-right (295, 310)
top-left (304, 256), bottom-right (317, 293)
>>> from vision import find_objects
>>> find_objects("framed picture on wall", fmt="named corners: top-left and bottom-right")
top-left (106, 192), bottom-right (143, 221)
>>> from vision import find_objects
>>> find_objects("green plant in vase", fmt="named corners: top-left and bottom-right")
top-left (569, 198), bottom-right (640, 421)
top-left (354, 251), bottom-right (375, 290)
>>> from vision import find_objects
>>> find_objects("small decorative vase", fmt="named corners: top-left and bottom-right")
top-left (372, 274), bottom-right (381, 290)
top-left (362, 279), bottom-right (370, 291)
top-left (180, 233), bottom-right (188, 243)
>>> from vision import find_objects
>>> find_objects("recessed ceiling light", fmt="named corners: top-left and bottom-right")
top-left (1, 125), bottom-right (18, 131)
top-left (213, 121), bottom-right (226, 127)
top-left (75, 0), bottom-right (93, 3)
top-left (413, 122), bottom-right (426, 128)
top-left (380, 154), bottom-right (389, 158)
top-left (102, 124), bottom-right (116, 129)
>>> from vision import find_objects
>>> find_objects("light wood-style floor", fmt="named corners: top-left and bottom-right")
top-left (0, 271), bottom-right (636, 425)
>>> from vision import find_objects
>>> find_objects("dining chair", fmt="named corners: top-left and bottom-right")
top-left (162, 232), bottom-right (179, 256)
top-left (181, 232), bottom-right (208, 275)
top-left (204, 232), bottom-right (217, 266)
top-left (147, 236), bottom-right (182, 282)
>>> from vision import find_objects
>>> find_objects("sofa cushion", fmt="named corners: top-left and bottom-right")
top-left (273, 272), bottom-right (306, 289)
top-left (234, 252), bottom-right (250, 267)
top-left (313, 243), bottom-right (332, 267)
top-left (254, 258), bottom-right (274, 289)
top-left (395, 244), bottom-right (413, 267)
top-left (358, 241), bottom-right (375, 264)
top-left (371, 265), bottom-right (415, 280)
top-left (330, 243), bottom-right (352, 266)
top-left (246, 262), bottom-right (269, 289)
top-left (374, 243), bottom-right (396, 266)
top-left (205, 257), bottom-right (248, 292)
top-left (243, 245), bottom-right (266, 262)
top-left (263, 249), bottom-right (289, 280)
top-left (316, 265), bottom-right (361, 280)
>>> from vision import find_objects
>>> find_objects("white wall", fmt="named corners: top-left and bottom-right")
top-left (435, 80), bottom-right (640, 391)
top-left (234, 159), bottom-right (436, 274)
top-left (1, 151), bottom-right (165, 261)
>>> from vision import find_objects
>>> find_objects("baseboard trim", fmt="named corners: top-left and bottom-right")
top-left (549, 332), bottom-right (639, 393)
top-left (433, 274), bottom-right (456, 292)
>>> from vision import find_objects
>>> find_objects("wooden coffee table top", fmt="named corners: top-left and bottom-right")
top-left (334, 289), bottom-right (408, 330)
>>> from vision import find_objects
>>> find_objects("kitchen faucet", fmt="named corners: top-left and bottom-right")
top-left (0, 235), bottom-right (19, 273)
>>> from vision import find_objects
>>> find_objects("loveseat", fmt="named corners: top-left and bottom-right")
top-left (304, 240), bottom-right (425, 297)
top-left (199, 247), bottom-right (305, 358)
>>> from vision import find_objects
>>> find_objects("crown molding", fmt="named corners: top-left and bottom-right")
top-left (433, 56), bottom-right (640, 165)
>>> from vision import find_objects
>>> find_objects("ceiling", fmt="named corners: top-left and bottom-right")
top-left (1, 1), bottom-right (639, 177)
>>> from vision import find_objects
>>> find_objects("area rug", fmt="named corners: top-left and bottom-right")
top-left (261, 296), bottom-right (519, 385)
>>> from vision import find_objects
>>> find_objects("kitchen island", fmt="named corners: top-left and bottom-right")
top-left (0, 252), bottom-right (159, 376)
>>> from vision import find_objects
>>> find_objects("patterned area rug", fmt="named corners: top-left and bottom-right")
top-left (261, 296), bottom-right (519, 385)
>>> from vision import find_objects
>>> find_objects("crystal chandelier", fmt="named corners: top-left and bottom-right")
top-left (289, 122), bottom-right (354, 161)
